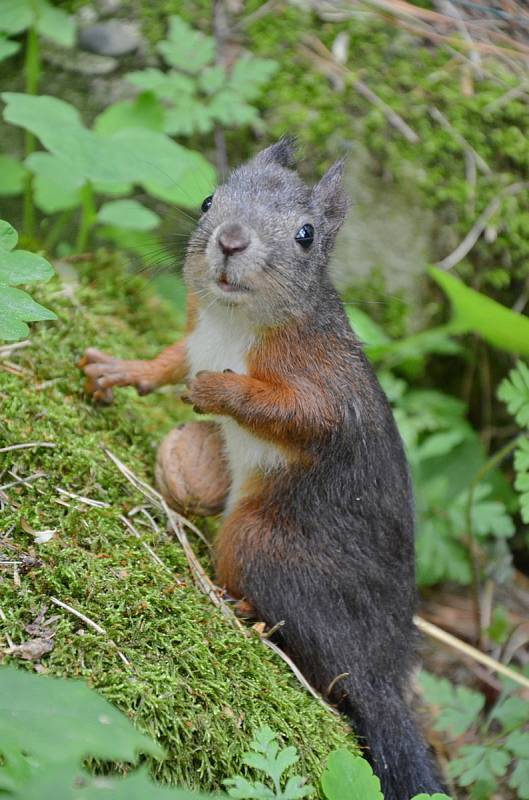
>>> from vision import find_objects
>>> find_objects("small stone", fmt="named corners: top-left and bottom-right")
top-left (97, 0), bottom-right (123, 15)
top-left (78, 20), bottom-right (141, 57)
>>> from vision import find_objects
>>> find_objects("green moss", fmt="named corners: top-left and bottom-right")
top-left (0, 253), bottom-right (354, 793)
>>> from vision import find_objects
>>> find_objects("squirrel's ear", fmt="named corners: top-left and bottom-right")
top-left (313, 159), bottom-right (348, 240)
top-left (253, 136), bottom-right (297, 169)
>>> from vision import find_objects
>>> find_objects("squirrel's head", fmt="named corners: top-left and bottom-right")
top-left (184, 138), bottom-right (348, 325)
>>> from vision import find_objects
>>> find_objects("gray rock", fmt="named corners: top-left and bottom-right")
top-left (78, 20), bottom-right (141, 57)
top-left (96, 0), bottom-right (123, 15)
top-left (331, 143), bottom-right (434, 326)
top-left (42, 41), bottom-right (117, 75)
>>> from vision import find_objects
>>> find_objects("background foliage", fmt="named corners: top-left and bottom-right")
top-left (2, 0), bottom-right (529, 798)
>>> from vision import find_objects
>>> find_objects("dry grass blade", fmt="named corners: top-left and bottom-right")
top-left (436, 181), bottom-right (529, 269)
top-left (415, 615), bottom-right (529, 690)
top-left (0, 442), bottom-right (56, 453)
top-left (102, 447), bottom-right (340, 709)
top-left (50, 596), bottom-right (131, 668)
top-left (0, 340), bottom-right (31, 358)
top-left (120, 513), bottom-right (173, 575)
top-left (300, 34), bottom-right (420, 143)
top-left (102, 447), bottom-right (240, 627)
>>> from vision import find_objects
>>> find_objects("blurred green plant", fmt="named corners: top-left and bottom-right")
top-left (420, 671), bottom-right (529, 800)
top-left (224, 726), bottom-right (313, 799)
top-left (0, 219), bottom-right (56, 341)
top-left (0, 0), bottom-right (76, 238)
top-left (499, 363), bottom-right (529, 524)
top-left (0, 666), bottom-right (450, 800)
top-left (120, 15), bottom-right (278, 137)
top-left (1, 91), bottom-right (214, 252)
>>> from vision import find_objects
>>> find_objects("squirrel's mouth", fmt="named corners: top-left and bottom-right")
top-left (215, 275), bottom-right (251, 294)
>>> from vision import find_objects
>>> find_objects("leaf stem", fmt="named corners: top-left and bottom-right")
top-left (22, 25), bottom-right (40, 241)
top-left (465, 434), bottom-right (524, 646)
top-left (76, 184), bottom-right (96, 253)
top-left (43, 209), bottom-right (74, 253)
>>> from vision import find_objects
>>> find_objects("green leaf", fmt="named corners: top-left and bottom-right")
top-left (109, 128), bottom-right (216, 207)
top-left (0, 666), bottom-right (163, 763)
top-left (0, 219), bottom-right (18, 251)
top-left (94, 92), bottom-right (165, 135)
top-left (491, 696), bottom-right (529, 729)
top-left (36, 1), bottom-right (75, 48)
top-left (208, 92), bottom-right (259, 127)
top-left (97, 200), bottom-right (161, 231)
top-left (510, 759), bottom-right (529, 800)
top-left (0, 249), bottom-right (54, 284)
top-left (0, 286), bottom-right (56, 340)
top-left (164, 98), bottom-right (214, 137)
top-left (0, 34), bottom-right (20, 62)
top-left (226, 56), bottom-right (279, 100)
top-left (506, 731), bottom-right (529, 758)
top-left (3, 90), bottom-right (82, 130)
top-left (198, 66), bottom-right (226, 96)
top-left (418, 672), bottom-right (484, 736)
top-left (26, 151), bottom-right (84, 213)
top-left (126, 69), bottom-right (195, 101)
top-left (0, 0), bottom-right (33, 35)
top-left (0, 154), bottom-right (26, 196)
top-left (411, 795), bottom-right (453, 799)
top-left (321, 751), bottom-right (383, 800)
top-left (449, 744), bottom-right (509, 786)
top-left (430, 267), bottom-right (529, 357)
top-left (416, 429), bottom-right (469, 461)
top-left (498, 362), bottom-right (529, 428)
top-left (157, 15), bottom-right (215, 74)
top-left (453, 484), bottom-right (514, 540)
top-left (224, 775), bottom-right (275, 798)
top-left (282, 776), bottom-right (314, 799)
top-left (486, 606), bottom-right (511, 645)
top-left (3, 93), bottom-right (216, 204)
top-left (346, 307), bottom-right (391, 348)
top-left (0, 313), bottom-right (30, 340)
top-left (416, 518), bottom-right (472, 586)
top-left (79, 768), bottom-right (215, 798)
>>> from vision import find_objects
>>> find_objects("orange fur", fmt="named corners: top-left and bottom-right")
top-left (184, 320), bottom-right (342, 449)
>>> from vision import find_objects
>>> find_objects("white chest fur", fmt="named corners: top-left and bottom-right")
top-left (186, 305), bottom-right (284, 510)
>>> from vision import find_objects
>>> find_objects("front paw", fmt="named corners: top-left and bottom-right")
top-left (181, 371), bottom-right (231, 415)
top-left (79, 348), bottom-right (155, 403)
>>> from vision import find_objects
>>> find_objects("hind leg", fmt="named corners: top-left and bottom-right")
top-left (155, 421), bottom-right (230, 516)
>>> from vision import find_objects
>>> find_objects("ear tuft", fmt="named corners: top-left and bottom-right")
top-left (253, 136), bottom-right (297, 169)
top-left (313, 159), bottom-right (348, 240)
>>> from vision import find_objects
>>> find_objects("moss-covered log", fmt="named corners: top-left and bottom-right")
top-left (0, 254), bottom-right (355, 793)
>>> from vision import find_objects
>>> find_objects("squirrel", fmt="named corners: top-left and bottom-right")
top-left (80, 138), bottom-right (445, 800)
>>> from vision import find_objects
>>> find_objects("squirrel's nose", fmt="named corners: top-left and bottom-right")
top-left (217, 223), bottom-right (250, 256)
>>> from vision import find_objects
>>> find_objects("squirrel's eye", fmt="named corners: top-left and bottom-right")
top-left (201, 195), bottom-right (213, 213)
top-left (295, 224), bottom-right (314, 249)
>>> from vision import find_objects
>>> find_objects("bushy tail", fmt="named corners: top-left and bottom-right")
top-left (341, 683), bottom-right (445, 800)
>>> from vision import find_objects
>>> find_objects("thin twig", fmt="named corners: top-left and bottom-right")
top-left (120, 514), bottom-right (173, 575)
top-left (0, 442), bottom-right (56, 453)
top-left (0, 606), bottom-right (14, 649)
top-left (56, 488), bottom-right (111, 508)
top-left (436, 181), bottom-right (529, 270)
top-left (0, 471), bottom-right (46, 492)
top-left (0, 340), bottom-right (31, 358)
top-left (300, 35), bottom-right (420, 143)
top-left (50, 596), bottom-right (131, 668)
top-left (261, 638), bottom-right (338, 714)
top-left (429, 106), bottom-right (490, 173)
top-left (415, 615), bottom-right (529, 691)
top-left (102, 447), bottom-right (341, 708)
top-left (326, 671), bottom-right (351, 697)
top-left (102, 447), bottom-right (239, 626)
